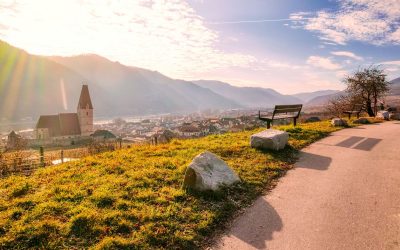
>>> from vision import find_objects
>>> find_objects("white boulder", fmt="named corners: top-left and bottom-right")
top-left (183, 151), bottom-right (240, 191)
top-left (250, 129), bottom-right (289, 151)
top-left (331, 118), bottom-right (347, 127)
top-left (377, 111), bottom-right (390, 120)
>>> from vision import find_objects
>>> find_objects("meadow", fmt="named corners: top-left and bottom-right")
top-left (0, 120), bottom-right (360, 249)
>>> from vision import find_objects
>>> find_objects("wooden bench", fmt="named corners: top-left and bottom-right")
top-left (258, 104), bottom-right (303, 129)
top-left (343, 104), bottom-right (363, 119)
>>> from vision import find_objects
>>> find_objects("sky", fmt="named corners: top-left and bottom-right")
top-left (0, 0), bottom-right (400, 94)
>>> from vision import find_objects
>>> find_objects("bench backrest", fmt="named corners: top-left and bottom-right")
top-left (273, 104), bottom-right (303, 118)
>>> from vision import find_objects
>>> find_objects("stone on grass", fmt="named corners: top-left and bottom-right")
top-left (389, 113), bottom-right (400, 120)
top-left (376, 111), bottom-right (389, 120)
top-left (353, 117), bottom-right (370, 124)
top-left (183, 151), bottom-right (240, 191)
top-left (331, 118), bottom-right (347, 127)
top-left (305, 117), bottom-right (321, 123)
top-left (250, 129), bottom-right (289, 151)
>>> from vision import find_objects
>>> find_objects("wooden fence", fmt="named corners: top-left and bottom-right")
top-left (0, 141), bottom-right (122, 178)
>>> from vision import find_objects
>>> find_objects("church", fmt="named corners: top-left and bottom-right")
top-left (35, 85), bottom-right (94, 140)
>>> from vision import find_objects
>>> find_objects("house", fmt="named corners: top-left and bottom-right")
top-left (177, 124), bottom-right (203, 137)
top-left (6, 131), bottom-right (26, 150)
top-left (35, 85), bottom-right (94, 140)
top-left (90, 130), bottom-right (116, 141)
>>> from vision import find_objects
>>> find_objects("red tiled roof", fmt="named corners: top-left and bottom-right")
top-left (36, 113), bottom-right (81, 137)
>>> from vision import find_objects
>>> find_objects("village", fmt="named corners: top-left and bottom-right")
top-left (0, 84), bottom-right (269, 152)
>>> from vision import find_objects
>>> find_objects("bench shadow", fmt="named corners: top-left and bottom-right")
top-left (353, 138), bottom-right (382, 151)
top-left (295, 152), bottom-right (332, 170)
top-left (334, 136), bottom-right (382, 151)
top-left (229, 198), bottom-right (282, 249)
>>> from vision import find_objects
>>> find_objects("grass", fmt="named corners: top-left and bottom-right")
top-left (0, 120), bottom-right (363, 249)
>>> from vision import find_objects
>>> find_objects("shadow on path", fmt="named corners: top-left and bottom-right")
top-left (295, 152), bottom-right (332, 170)
top-left (230, 198), bottom-right (282, 249)
top-left (335, 136), bottom-right (382, 151)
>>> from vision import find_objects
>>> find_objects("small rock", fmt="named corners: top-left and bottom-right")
top-left (353, 117), bottom-right (370, 124)
top-left (305, 117), bottom-right (321, 123)
top-left (389, 113), bottom-right (400, 120)
top-left (250, 129), bottom-right (289, 151)
top-left (376, 111), bottom-right (390, 120)
top-left (331, 118), bottom-right (347, 127)
top-left (182, 151), bottom-right (240, 191)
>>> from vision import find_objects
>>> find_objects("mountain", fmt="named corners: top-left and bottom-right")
top-left (0, 40), bottom-right (92, 121)
top-left (50, 55), bottom-right (240, 116)
top-left (194, 80), bottom-right (302, 108)
top-left (293, 90), bottom-right (340, 103)
top-left (389, 77), bottom-right (400, 95)
top-left (306, 92), bottom-right (343, 107)
top-left (306, 77), bottom-right (400, 107)
top-left (0, 40), bottom-right (240, 122)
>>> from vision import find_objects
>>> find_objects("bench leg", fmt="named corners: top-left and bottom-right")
top-left (348, 113), bottom-right (351, 119)
top-left (357, 113), bottom-right (360, 119)
top-left (293, 118), bottom-right (297, 126)
top-left (267, 121), bottom-right (271, 129)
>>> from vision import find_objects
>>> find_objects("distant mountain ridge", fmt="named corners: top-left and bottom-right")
top-left (305, 77), bottom-right (400, 107)
top-left (293, 90), bottom-right (340, 103)
top-left (0, 39), bottom-right (354, 123)
top-left (194, 80), bottom-right (302, 108)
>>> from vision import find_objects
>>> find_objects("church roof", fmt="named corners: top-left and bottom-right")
top-left (77, 85), bottom-right (93, 109)
top-left (59, 113), bottom-right (81, 136)
top-left (36, 113), bottom-right (81, 137)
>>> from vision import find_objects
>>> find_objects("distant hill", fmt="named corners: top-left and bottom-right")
top-left (293, 90), bottom-right (340, 103)
top-left (306, 92), bottom-right (343, 107)
top-left (194, 80), bottom-right (302, 108)
top-left (389, 77), bottom-right (400, 95)
top-left (306, 77), bottom-right (400, 107)
top-left (50, 55), bottom-right (241, 116)
top-left (0, 40), bottom-right (91, 121)
top-left (0, 41), bottom-right (242, 122)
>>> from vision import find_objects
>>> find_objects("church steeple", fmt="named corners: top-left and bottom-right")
top-left (77, 84), bottom-right (94, 136)
top-left (77, 84), bottom-right (93, 110)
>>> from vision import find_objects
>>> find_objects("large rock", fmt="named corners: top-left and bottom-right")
top-left (182, 151), bottom-right (240, 191)
top-left (377, 111), bottom-right (389, 120)
top-left (331, 118), bottom-right (347, 127)
top-left (250, 129), bottom-right (289, 151)
top-left (353, 117), bottom-right (370, 124)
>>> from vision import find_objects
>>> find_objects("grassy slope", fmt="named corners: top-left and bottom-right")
top-left (0, 121), bottom-right (345, 249)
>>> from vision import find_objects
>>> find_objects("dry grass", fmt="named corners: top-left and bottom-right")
top-left (0, 120), bottom-right (366, 249)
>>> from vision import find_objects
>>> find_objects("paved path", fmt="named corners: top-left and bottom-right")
top-left (215, 121), bottom-right (400, 250)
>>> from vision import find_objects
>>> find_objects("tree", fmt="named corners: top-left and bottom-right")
top-left (343, 66), bottom-right (389, 117)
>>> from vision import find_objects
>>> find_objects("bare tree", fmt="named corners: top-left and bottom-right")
top-left (326, 94), bottom-right (352, 118)
top-left (344, 66), bottom-right (389, 117)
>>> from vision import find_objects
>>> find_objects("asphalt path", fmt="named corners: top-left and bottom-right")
top-left (215, 121), bottom-right (400, 250)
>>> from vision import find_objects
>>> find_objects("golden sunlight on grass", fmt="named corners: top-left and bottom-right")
top-left (0, 121), bottom-right (355, 249)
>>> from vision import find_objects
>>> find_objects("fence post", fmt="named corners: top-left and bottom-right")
top-left (39, 146), bottom-right (45, 167)
top-left (61, 150), bottom-right (64, 164)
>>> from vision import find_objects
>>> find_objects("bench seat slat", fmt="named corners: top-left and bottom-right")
top-left (258, 104), bottom-right (303, 128)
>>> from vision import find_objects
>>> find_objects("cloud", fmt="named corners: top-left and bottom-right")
top-left (307, 56), bottom-right (342, 70)
top-left (331, 51), bottom-right (363, 60)
top-left (381, 61), bottom-right (400, 66)
top-left (0, 0), bottom-right (255, 79)
top-left (290, 0), bottom-right (400, 45)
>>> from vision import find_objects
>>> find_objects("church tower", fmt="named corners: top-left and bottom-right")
top-left (77, 84), bottom-right (94, 136)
